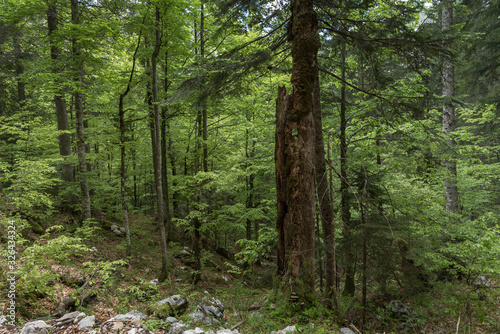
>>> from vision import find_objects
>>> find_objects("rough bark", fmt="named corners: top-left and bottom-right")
top-left (275, 0), bottom-right (319, 308)
top-left (441, 1), bottom-right (459, 215)
top-left (71, 0), bottom-right (91, 221)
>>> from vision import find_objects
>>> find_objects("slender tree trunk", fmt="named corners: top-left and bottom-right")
top-left (47, 3), bottom-right (74, 189)
top-left (13, 34), bottom-right (25, 106)
top-left (339, 38), bottom-right (355, 297)
top-left (192, 2), bottom-right (207, 285)
top-left (118, 31), bottom-right (141, 258)
top-left (313, 70), bottom-right (336, 302)
top-left (315, 206), bottom-right (323, 292)
top-left (441, 0), bottom-right (459, 215)
top-left (162, 50), bottom-right (172, 241)
top-left (119, 94), bottom-right (131, 257)
top-left (152, 6), bottom-right (168, 281)
top-left (275, 0), bottom-right (319, 308)
top-left (168, 122), bottom-right (179, 218)
top-left (200, 3), bottom-right (208, 173)
top-left (361, 197), bottom-right (368, 329)
top-left (71, 0), bottom-right (91, 221)
top-left (132, 131), bottom-right (138, 208)
top-left (245, 121), bottom-right (256, 240)
top-left (327, 132), bottom-right (340, 321)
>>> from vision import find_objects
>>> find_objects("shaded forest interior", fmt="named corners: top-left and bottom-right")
top-left (0, 0), bottom-right (499, 333)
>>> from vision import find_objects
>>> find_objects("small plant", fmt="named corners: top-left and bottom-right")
top-left (235, 227), bottom-right (277, 274)
top-left (74, 259), bottom-right (127, 304)
top-left (143, 319), bottom-right (169, 332)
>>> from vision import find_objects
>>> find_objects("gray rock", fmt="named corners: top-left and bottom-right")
top-left (148, 295), bottom-right (188, 319)
top-left (474, 275), bottom-right (491, 287)
top-left (217, 329), bottom-right (240, 334)
top-left (200, 297), bottom-right (225, 319)
top-left (126, 310), bottom-right (148, 320)
top-left (78, 315), bottom-right (95, 330)
top-left (110, 224), bottom-right (126, 236)
top-left (0, 315), bottom-right (8, 326)
top-left (249, 311), bottom-right (263, 319)
top-left (340, 328), bottom-right (355, 334)
top-left (167, 322), bottom-right (186, 334)
top-left (20, 320), bottom-right (51, 334)
top-left (187, 296), bottom-right (224, 325)
top-left (188, 310), bottom-right (210, 324)
top-left (184, 328), bottom-right (205, 334)
top-left (387, 300), bottom-right (419, 319)
top-left (56, 311), bottom-right (81, 324)
top-left (164, 317), bottom-right (178, 323)
top-left (179, 249), bottom-right (191, 256)
top-left (111, 314), bottom-right (142, 324)
top-left (73, 312), bottom-right (86, 324)
top-left (281, 326), bottom-right (297, 333)
top-left (149, 279), bottom-right (159, 286)
top-left (270, 325), bottom-right (297, 334)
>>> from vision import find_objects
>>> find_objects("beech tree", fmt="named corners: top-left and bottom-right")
top-left (47, 2), bottom-right (73, 187)
top-left (71, 0), bottom-right (91, 221)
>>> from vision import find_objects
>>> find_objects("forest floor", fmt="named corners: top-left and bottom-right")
top-left (2, 212), bottom-right (500, 334)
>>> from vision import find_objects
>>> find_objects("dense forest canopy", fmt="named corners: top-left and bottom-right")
top-left (0, 0), bottom-right (499, 333)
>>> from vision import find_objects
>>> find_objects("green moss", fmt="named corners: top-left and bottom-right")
top-left (31, 222), bottom-right (45, 234)
top-left (155, 303), bottom-right (174, 319)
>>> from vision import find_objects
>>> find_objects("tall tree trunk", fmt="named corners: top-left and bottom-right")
top-left (71, 0), bottom-right (91, 221)
top-left (327, 133), bottom-right (340, 321)
top-left (132, 131), bottom-right (138, 208)
top-left (245, 119), bottom-right (256, 240)
top-left (152, 6), bottom-right (169, 281)
top-left (193, 2), bottom-right (207, 285)
top-left (118, 30), bottom-right (141, 258)
top-left (275, 0), bottom-right (319, 308)
top-left (13, 34), bottom-right (25, 106)
top-left (47, 3), bottom-right (74, 187)
top-left (441, 0), bottom-right (459, 215)
top-left (200, 2), bottom-right (208, 173)
top-left (119, 94), bottom-right (131, 257)
top-left (168, 122), bottom-right (179, 218)
top-left (339, 38), bottom-right (355, 297)
top-left (313, 70), bottom-right (336, 302)
top-left (162, 50), bottom-right (172, 241)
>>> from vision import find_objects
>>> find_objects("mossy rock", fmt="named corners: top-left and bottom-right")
top-left (60, 275), bottom-right (85, 288)
top-left (147, 295), bottom-right (188, 320)
top-left (101, 220), bottom-right (115, 230)
top-left (31, 222), bottom-right (45, 234)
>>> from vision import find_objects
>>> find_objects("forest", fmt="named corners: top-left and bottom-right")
top-left (0, 0), bottom-right (499, 333)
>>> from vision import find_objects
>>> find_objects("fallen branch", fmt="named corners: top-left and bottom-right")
top-left (231, 320), bottom-right (246, 330)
